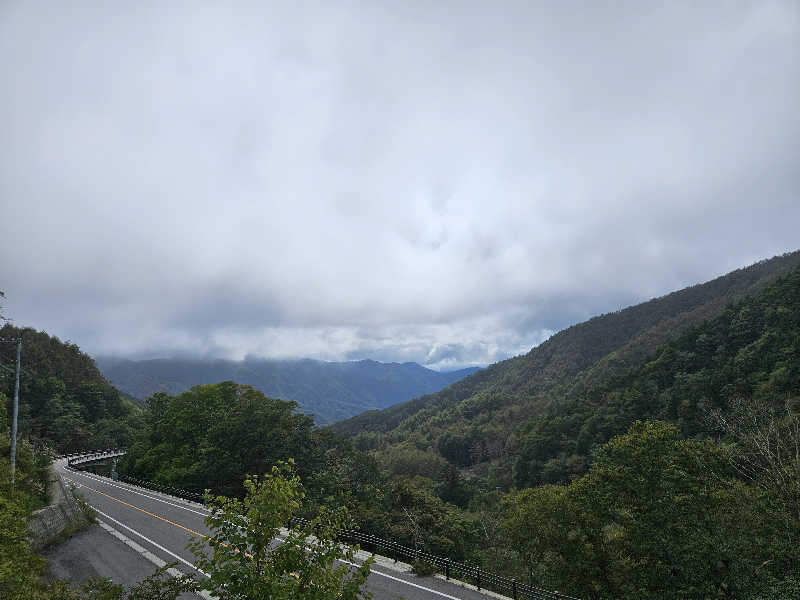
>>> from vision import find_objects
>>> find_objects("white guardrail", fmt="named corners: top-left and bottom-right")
top-left (64, 449), bottom-right (126, 467)
top-left (64, 450), bottom-right (207, 504)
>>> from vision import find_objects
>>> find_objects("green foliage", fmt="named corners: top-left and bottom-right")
top-left (0, 392), bottom-right (8, 432)
top-left (378, 442), bottom-right (449, 479)
top-left (331, 251), bottom-right (800, 489)
top-left (370, 477), bottom-right (479, 561)
top-left (120, 382), bottom-right (322, 497)
top-left (0, 324), bottom-right (140, 454)
top-left (503, 484), bottom-right (570, 587)
top-left (505, 421), bottom-right (798, 599)
top-left (98, 255), bottom-right (800, 598)
top-left (0, 492), bottom-right (47, 599)
top-left (411, 560), bottom-right (436, 576)
top-left (121, 382), bottom-right (483, 562)
top-left (302, 429), bottom-right (384, 518)
top-left (188, 461), bottom-right (373, 600)
top-left (125, 380), bottom-right (482, 568)
top-left (0, 432), bottom-right (58, 600)
top-left (98, 356), bottom-right (479, 425)
top-left (27, 565), bottom-right (199, 600)
top-left (514, 266), bottom-right (800, 487)
top-left (709, 395), bottom-right (800, 573)
top-left (0, 433), bottom-right (198, 599)
top-left (0, 438), bottom-right (68, 599)
top-left (0, 435), bottom-right (51, 509)
top-left (119, 564), bottom-right (199, 600)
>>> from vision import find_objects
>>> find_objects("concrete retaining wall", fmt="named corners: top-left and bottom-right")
top-left (27, 466), bottom-right (89, 552)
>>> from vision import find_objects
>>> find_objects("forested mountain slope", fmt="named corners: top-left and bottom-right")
top-left (97, 356), bottom-right (478, 425)
top-left (0, 324), bottom-right (140, 453)
top-left (330, 251), bottom-right (800, 482)
top-left (512, 264), bottom-right (800, 486)
top-left (113, 260), bottom-right (800, 598)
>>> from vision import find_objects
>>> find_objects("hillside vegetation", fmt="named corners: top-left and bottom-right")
top-left (119, 381), bottom-right (491, 564)
top-left (331, 251), bottom-right (800, 486)
top-left (0, 325), bottom-right (140, 454)
top-left (3, 254), bottom-right (797, 597)
top-left (98, 357), bottom-right (478, 425)
top-left (513, 266), bottom-right (800, 487)
top-left (0, 432), bottom-right (64, 600)
top-left (120, 382), bottom-right (324, 497)
top-left (115, 254), bottom-right (800, 597)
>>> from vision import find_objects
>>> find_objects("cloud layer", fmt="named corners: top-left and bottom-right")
top-left (1, 1), bottom-right (798, 369)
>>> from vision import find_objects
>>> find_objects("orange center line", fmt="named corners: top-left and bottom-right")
top-left (62, 474), bottom-right (210, 540)
top-left (62, 474), bottom-right (328, 585)
top-left (61, 474), bottom-right (260, 560)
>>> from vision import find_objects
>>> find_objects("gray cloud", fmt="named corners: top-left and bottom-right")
top-left (1, 1), bottom-right (798, 369)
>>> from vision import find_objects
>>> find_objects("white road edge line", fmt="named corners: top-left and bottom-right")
top-left (94, 504), bottom-right (473, 600)
top-left (342, 559), bottom-right (468, 600)
top-left (91, 505), bottom-right (209, 578)
top-left (60, 466), bottom-right (209, 517)
top-left (95, 516), bottom-right (216, 600)
top-left (69, 464), bottom-right (486, 599)
top-left (95, 509), bottom-right (466, 600)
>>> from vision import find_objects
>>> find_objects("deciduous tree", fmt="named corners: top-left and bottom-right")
top-left (188, 461), bottom-right (373, 600)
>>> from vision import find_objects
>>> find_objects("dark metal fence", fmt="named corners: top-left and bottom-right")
top-left (66, 451), bottom-right (580, 600)
top-left (116, 474), bottom-right (206, 503)
top-left (288, 516), bottom-right (580, 600)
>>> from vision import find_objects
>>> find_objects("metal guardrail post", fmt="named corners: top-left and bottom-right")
top-left (445, 558), bottom-right (450, 580)
top-left (512, 578), bottom-right (517, 599)
top-left (477, 567), bottom-right (481, 591)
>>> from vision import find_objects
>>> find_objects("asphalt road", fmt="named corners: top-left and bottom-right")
top-left (52, 458), bottom-right (498, 600)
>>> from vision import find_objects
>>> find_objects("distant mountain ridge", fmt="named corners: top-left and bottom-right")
top-left (96, 356), bottom-right (479, 425)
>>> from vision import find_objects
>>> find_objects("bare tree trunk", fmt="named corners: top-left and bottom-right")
top-left (707, 395), bottom-right (800, 546)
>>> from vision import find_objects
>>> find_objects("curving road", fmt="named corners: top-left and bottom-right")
top-left (51, 458), bottom-right (499, 600)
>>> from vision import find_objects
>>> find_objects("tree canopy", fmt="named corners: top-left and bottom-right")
top-left (505, 420), bottom-right (798, 598)
top-left (0, 324), bottom-right (140, 454)
top-left (189, 462), bottom-right (373, 600)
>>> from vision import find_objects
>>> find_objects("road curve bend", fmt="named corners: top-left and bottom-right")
top-left (53, 458), bottom-right (499, 600)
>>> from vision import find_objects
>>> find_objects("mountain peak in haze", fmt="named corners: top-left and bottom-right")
top-left (95, 356), bottom-right (480, 425)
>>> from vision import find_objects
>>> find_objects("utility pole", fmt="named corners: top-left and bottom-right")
top-left (11, 338), bottom-right (21, 487)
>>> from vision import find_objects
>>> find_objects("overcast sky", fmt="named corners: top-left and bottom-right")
top-left (1, 1), bottom-right (798, 370)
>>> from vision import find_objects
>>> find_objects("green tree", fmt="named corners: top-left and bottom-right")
top-left (0, 324), bottom-right (139, 455)
top-left (566, 421), bottom-right (738, 598)
top-left (0, 393), bottom-right (8, 433)
top-left (0, 494), bottom-right (46, 599)
top-left (121, 383), bottom-right (320, 497)
top-left (709, 395), bottom-right (800, 578)
top-left (505, 421), bottom-right (787, 599)
top-left (504, 484), bottom-right (574, 590)
top-left (188, 461), bottom-right (373, 600)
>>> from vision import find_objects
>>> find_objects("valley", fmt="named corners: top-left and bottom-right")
top-left (3, 252), bottom-right (799, 598)
top-left (96, 357), bottom-right (479, 425)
